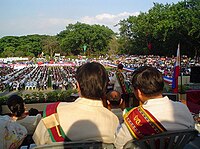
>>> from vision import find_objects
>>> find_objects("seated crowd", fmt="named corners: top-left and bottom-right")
top-left (0, 65), bottom-right (78, 92)
top-left (0, 62), bottom-right (198, 149)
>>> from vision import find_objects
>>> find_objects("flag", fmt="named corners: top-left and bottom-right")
top-left (172, 44), bottom-right (180, 93)
top-left (163, 76), bottom-right (173, 85)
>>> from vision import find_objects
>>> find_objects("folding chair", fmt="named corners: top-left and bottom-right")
top-left (32, 140), bottom-right (115, 149)
top-left (123, 129), bottom-right (198, 149)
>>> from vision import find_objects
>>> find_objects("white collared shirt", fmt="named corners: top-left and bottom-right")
top-left (33, 97), bottom-right (119, 145)
top-left (114, 96), bottom-right (195, 149)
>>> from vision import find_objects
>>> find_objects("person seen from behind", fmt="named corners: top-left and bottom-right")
top-left (114, 66), bottom-right (195, 149)
top-left (109, 63), bottom-right (130, 108)
top-left (106, 90), bottom-right (125, 124)
top-left (33, 62), bottom-right (119, 145)
top-left (7, 94), bottom-right (42, 135)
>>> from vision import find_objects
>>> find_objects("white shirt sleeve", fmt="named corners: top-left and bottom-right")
top-left (114, 123), bottom-right (133, 149)
top-left (109, 73), bottom-right (117, 85)
top-left (32, 119), bottom-right (51, 145)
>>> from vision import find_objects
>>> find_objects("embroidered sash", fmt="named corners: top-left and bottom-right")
top-left (116, 70), bottom-right (128, 94)
top-left (124, 106), bottom-right (166, 140)
top-left (42, 102), bottom-right (71, 142)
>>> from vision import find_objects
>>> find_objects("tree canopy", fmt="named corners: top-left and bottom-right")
top-left (57, 22), bottom-right (115, 56)
top-left (118, 0), bottom-right (200, 57)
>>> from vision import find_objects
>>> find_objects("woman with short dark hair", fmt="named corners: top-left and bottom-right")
top-left (7, 94), bottom-right (25, 117)
top-left (7, 94), bottom-right (41, 135)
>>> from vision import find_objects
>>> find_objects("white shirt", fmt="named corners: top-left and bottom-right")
top-left (17, 114), bottom-right (42, 135)
top-left (114, 96), bottom-right (195, 149)
top-left (33, 97), bottom-right (119, 145)
top-left (0, 115), bottom-right (27, 149)
top-left (109, 71), bottom-right (126, 94)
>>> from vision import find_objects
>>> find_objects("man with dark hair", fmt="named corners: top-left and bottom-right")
top-left (106, 90), bottom-right (124, 124)
top-left (33, 62), bottom-right (119, 145)
top-left (114, 66), bottom-right (195, 149)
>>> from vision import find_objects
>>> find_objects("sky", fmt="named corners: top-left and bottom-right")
top-left (0, 0), bottom-right (181, 38)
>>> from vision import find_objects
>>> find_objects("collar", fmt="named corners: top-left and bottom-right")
top-left (143, 96), bottom-right (170, 105)
top-left (75, 97), bottom-right (104, 107)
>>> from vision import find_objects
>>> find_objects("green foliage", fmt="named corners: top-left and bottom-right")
top-left (0, 35), bottom-right (48, 58)
top-left (23, 92), bottom-right (46, 103)
top-left (22, 89), bottom-right (77, 104)
top-left (57, 22), bottom-right (115, 56)
top-left (0, 96), bottom-right (8, 105)
top-left (118, 0), bottom-right (200, 57)
top-left (108, 36), bottom-right (120, 56)
top-left (42, 36), bottom-right (61, 58)
top-left (46, 90), bottom-right (60, 103)
top-left (59, 89), bottom-right (77, 102)
top-left (23, 93), bottom-right (38, 104)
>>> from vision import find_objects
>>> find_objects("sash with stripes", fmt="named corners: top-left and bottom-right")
top-left (42, 102), bottom-right (71, 142)
top-left (116, 70), bottom-right (128, 94)
top-left (124, 106), bottom-right (166, 140)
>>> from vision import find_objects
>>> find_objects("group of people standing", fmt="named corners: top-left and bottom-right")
top-left (0, 62), bottom-right (196, 149)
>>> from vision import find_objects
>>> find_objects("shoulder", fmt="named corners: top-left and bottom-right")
top-left (123, 107), bottom-right (137, 115)
top-left (0, 115), bottom-right (27, 132)
top-left (0, 115), bottom-right (12, 121)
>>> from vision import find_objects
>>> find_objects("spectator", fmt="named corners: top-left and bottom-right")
top-left (110, 63), bottom-right (130, 107)
top-left (0, 115), bottom-right (27, 149)
top-left (33, 62), bottom-right (119, 145)
top-left (114, 66), bottom-right (195, 149)
top-left (7, 94), bottom-right (42, 135)
top-left (29, 108), bottom-right (40, 116)
top-left (106, 90), bottom-right (124, 124)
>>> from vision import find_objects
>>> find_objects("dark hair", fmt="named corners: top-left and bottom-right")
top-left (7, 94), bottom-right (25, 117)
top-left (107, 90), bottom-right (121, 106)
top-left (131, 66), bottom-right (164, 97)
top-left (29, 108), bottom-right (39, 116)
top-left (117, 64), bottom-right (124, 70)
top-left (75, 62), bottom-right (108, 100)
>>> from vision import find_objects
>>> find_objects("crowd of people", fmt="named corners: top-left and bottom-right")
top-left (0, 54), bottom-right (200, 94)
top-left (0, 65), bottom-right (77, 92)
top-left (0, 60), bottom-right (199, 148)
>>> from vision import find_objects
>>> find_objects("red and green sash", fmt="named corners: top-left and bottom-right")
top-left (124, 106), bottom-right (166, 140)
top-left (116, 70), bottom-right (128, 94)
top-left (42, 102), bottom-right (71, 142)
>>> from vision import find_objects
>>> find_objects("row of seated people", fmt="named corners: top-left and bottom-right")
top-left (1, 66), bottom-right (34, 91)
top-left (0, 66), bottom-right (14, 91)
top-left (0, 62), bottom-right (199, 149)
top-left (25, 66), bottom-right (48, 90)
top-left (24, 66), bottom-right (76, 91)
top-left (1, 65), bottom-right (61, 91)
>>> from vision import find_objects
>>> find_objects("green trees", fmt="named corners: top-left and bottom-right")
top-left (0, 35), bottom-right (46, 58)
top-left (0, 23), bottom-right (115, 58)
top-left (42, 36), bottom-right (61, 58)
top-left (57, 22), bottom-right (115, 56)
top-left (118, 0), bottom-right (200, 57)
